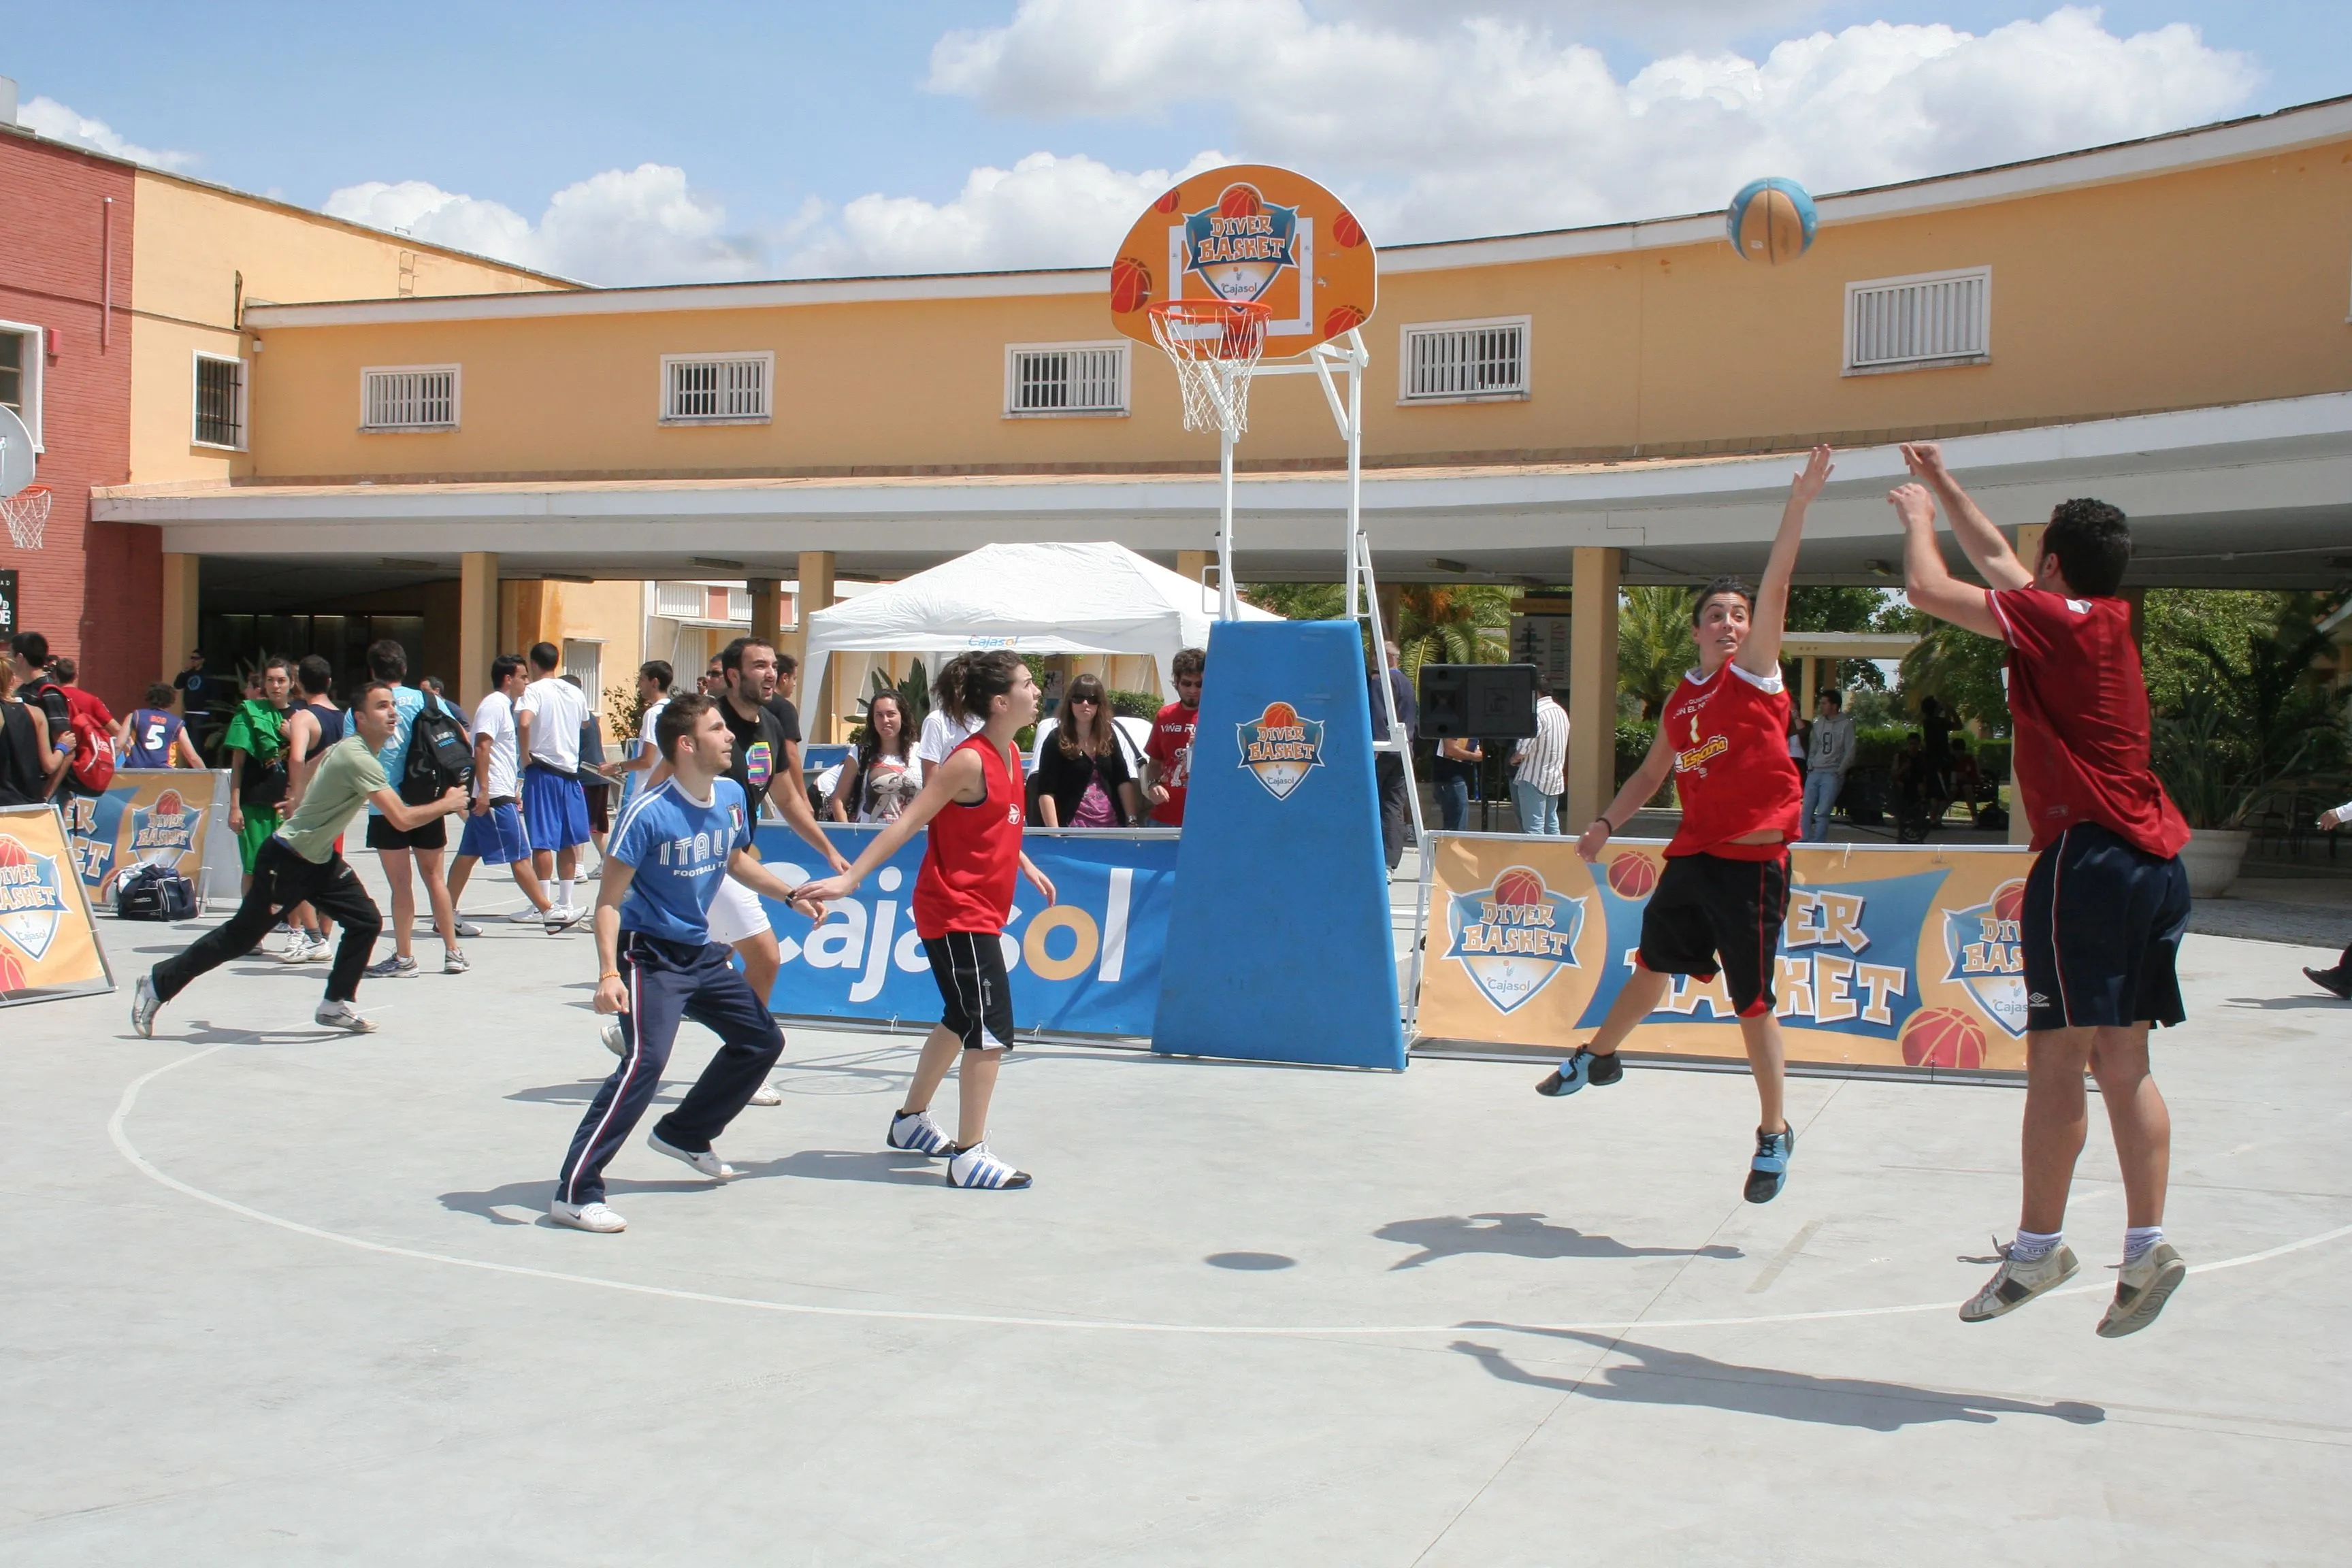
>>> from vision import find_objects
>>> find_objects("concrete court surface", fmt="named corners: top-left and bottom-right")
top-left (5, 862), bottom-right (2350, 1566)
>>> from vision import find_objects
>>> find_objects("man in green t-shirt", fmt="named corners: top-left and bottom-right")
top-left (133, 682), bottom-right (469, 1036)
top-left (223, 658), bottom-right (296, 889)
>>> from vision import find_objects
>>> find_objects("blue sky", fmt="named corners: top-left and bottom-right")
top-left (3, 3), bottom-right (2345, 283)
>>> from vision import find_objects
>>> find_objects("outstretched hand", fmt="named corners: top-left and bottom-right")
top-left (1887, 482), bottom-right (1938, 530)
top-left (796, 873), bottom-right (854, 906)
top-left (1899, 442), bottom-right (1948, 483)
top-left (1789, 443), bottom-right (1835, 504)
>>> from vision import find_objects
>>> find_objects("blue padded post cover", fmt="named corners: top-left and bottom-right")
top-left (1152, 619), bottom-right (1407, 1069)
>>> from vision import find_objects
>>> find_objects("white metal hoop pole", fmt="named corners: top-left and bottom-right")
top-left (1217, 394), bottom-right (1239, 622)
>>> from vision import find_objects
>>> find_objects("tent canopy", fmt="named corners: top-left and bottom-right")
top-left (803, 542), bottom-right (1279, 708)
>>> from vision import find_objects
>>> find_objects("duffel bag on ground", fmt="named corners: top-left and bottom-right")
top-left (116, 864), bottom-right (198, 921)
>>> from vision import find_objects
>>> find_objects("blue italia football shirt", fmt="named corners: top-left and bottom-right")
top-left (608, 777), bottom-right (750, 945)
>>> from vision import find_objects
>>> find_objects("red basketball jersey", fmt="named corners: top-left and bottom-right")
top-left (1987, 587), bottom-right (2189, 858)
top-left (1660, 662), bottom-right (1802, 860)
top-left (913, 734), bottom-right (1026, 938)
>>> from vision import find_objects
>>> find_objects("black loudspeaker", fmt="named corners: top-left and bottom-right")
top-left (1418, 664), bottom-right (1539, 739)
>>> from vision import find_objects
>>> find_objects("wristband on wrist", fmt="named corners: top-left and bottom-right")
top-left (1592, 815), bottom-right (1618, 836)
top-left (599, 970), bottom-right (621, 981)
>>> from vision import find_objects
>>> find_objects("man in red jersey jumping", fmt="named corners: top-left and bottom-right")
top-left (1892, 444), bottom-right (2190, 1338)
top-left (1536, 446), bottom-right (1832, 1205)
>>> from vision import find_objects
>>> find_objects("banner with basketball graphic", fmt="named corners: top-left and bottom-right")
top-left (57, 769), bottom-right (223, 903)
top-left (1110, 164), bottom-right (1377, 355)
top-left (1414, 834), bottom-right (2035, 1075)
top-left (0, 802), bottom-right (114, 1007)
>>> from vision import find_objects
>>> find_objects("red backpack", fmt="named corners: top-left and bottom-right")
top-left (30, 681), bottom-right (118, 796)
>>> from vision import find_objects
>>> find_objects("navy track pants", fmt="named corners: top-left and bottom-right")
top-left (555, 932), bottom-right (783, 1207)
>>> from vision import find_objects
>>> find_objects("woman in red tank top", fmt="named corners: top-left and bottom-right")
top-left (800, 651), bottom-right (1056, 1190)
top-left (1536, 446), bottom-right (1832, 1208)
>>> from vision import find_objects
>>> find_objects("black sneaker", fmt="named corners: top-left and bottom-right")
top-left (2304, 966), bottom-right (2351, 1000)
top-left (1744, 1126), bottom-right (1795, 1204)
top-left (1536, 1047), bottom-right (1624, 1097)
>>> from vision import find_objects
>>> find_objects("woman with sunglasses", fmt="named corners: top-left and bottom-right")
top-left (1030, 674), bottom-right (1144, 828)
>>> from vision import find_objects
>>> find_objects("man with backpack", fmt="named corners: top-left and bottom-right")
top-left (10, 634), bottom-right (116, 799)
top-left (359, 639), bottom-right (471, 977)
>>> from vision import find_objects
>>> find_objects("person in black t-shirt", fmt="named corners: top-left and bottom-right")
top-left (1431, 735), bottom-right (1484, 832)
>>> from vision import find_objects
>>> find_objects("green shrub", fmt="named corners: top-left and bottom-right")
top-left (1109, 688), bottom-right (1162, 720)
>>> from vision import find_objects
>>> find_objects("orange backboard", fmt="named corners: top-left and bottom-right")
top-left (1109, 165), bottom-right (1375, 358)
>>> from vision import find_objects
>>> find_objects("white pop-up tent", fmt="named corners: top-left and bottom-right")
top-left (801, 541), bottom-right (1278, 708)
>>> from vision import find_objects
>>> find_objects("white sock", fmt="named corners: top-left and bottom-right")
top-left (2009, 1228), bottom-right (2062, 1262)
top-left (2123, 1225), bottom-right (2164, 1264)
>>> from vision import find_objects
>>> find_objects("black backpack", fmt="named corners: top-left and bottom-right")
top-left (400, 693), bottom-right (475, 804)
top-left (116, 863), bottom-right (198, 921)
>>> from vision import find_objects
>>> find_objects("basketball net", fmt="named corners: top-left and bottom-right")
top-left (1, 484), bottom-right (49, 551)
top-left (1147, 300), bottom-right (1272, 438)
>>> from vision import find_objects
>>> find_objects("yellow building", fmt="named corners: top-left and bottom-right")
top-left (98, 95), bottom-right (2352, 809)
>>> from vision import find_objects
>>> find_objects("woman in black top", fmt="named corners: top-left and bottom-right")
top-left (0, 658), bottom-right (61, 806)
top-left (1031, 674), bottom-right (1143, 828)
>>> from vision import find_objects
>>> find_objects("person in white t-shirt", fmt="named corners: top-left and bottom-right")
top-left (601, 660), bottom-right (674, 817)
top-left (916, 653), bottom-right (985, 766)
top-left (514, 642), bottom-right (593, 928)
top-left (447, 653), bottom-right (556, 927)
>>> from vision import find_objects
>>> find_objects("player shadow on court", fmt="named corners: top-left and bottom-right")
top-left (144, 1018), bottom-right (355, 1045)
top-left (1375, 1213), bottom-right (1744, 1271)
top-left (2225, 994), bottom-right (2350, 1011)
top-left (507, 1079), bottom-right (691, 1108)
top-left (1449, 1333), bottom-right (2105, 1431)
top-left (436, 1147), bottom-right (935, 1226)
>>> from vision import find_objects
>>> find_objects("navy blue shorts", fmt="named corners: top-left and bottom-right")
top-left (522, 764), bottom-right (591, 853)
top-left (2022, 821), bottom-right (2189, 1032)
top-left (456, 800), bottom-right (529, 864)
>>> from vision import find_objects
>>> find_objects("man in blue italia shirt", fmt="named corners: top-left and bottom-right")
top-left (551, 693), bottom-right (823, 1235)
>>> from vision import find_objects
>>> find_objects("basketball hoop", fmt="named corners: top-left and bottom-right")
top-left (1147, 299), bottom-right (1273, 437)
top-left (1, 484), bottom-right (50, 551)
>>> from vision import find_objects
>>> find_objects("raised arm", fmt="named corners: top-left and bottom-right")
top-left (1738, 444), bottom-right (1833, 676)
top-left (1899, 442), bottom-right (2031, 592)
top-left (1893, 484), bottom-right (2005, 639)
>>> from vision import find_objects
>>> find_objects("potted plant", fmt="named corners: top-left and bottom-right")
top-left (2151, 684), bottom-right (2328, 897)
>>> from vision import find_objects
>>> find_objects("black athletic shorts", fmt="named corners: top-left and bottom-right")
top-left (1637, 850), bottom-right (1792, 1019)
top-left (924, 931), bottom-right (1016, 1051)
top-left (365, 813), bottom-right (448, 852)
top-left (2023, 821), bottom-right (2189, 1032)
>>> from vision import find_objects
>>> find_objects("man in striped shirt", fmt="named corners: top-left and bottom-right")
top-left (1510, 686), bottom-right (1569, 835)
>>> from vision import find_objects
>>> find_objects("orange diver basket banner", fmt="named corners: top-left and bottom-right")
top-left (0, 802), bottom-right (114, 1007)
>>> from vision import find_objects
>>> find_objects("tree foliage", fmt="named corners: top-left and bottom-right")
top-left (1616, 587), bottom-right (1695, 719)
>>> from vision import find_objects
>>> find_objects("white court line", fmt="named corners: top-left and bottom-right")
top-left (109, 1045), bottom-right (2352, 1341)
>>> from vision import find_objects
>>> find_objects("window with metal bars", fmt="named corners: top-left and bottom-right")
top-left (662, 353), bottom-right (772, 423)
top-left (361, 365), bottom-right (460, 430)
top-left (193, 354), bottom-right (245, 448)
top-left (1844, 268), bottom-right (1991, 374)
top-left (1400, 318), bottom-right (1531, 402)
top-left (1004, 343), bottom-right (1127, 416)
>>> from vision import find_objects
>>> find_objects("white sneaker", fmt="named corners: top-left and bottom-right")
top-left (307, 934), bottom-right (333, 962)
top-left (887, 1108), bottom-right (953, 1156)
top-left (1960, 1241), bottom-right (2080, 1322)
top-left (545, 905), bottom-right (580, 935)
top-left (747, 1081), bottom-right (783, 1107)
top-left (507, 908), bottom-right (550, 924)
top-left (2096, 1243), bottom-right (2187, 1339)
top-left (453, 919), bottom-right (483, 939)
top-left (131, 973), bottom-right (161, 1038)
top-left (947, 1142), bottom-right (1032, 1190)
top-left (314, 999), bottom-right (378, 1034)
top-left (276, 930), bottom-right (315, 964)
top-left (549, 1199), bottom-right (626, 1233)
top-left (443, 948), bottom-right (470, 974)
top-left (601, 1018), bottom-right (627, 1058)
top-left (647, 1130), bottom-right (738, 1180)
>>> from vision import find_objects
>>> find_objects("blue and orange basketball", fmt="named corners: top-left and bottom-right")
top-left (1899, 1006), bottom-right (1987, 1069)
top-left (1726, 177), bottom-right (1817, 265)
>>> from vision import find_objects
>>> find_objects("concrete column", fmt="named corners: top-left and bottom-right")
top-left (1176, 549), bottom-right (1211, 587)
top-left (749, 578), bottom-right (785, 647)
top-left (796, 550), bottom-right (836, 741)
top-left (1799, 657), bottom-right (1818, 719)
top-left (458, 552), bottom-right (500, 708)
top-left (159, 553), bottom-right (200, 689)
top-left (2006, 523), bottom-right (2044, 846)
top-left (1566, 546), bottom-right (1622, 832)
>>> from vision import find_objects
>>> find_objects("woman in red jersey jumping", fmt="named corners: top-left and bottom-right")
top-left (1537, 445), bottom-right (1833, 1205)
top-left (802, 650), bottom-right (1056, 1190)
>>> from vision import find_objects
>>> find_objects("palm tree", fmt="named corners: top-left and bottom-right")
top-left (1617, 587), bottom-right (1696, 719)
top-left (1392, 584), bottom-right (1514, 683)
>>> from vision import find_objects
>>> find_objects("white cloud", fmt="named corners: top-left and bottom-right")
top-left (323, 164), bottom-right (762, 286)
top-left (18, 95), bottom-right (196, 170)
top-left (916, 2), bottom-right (2257, 253)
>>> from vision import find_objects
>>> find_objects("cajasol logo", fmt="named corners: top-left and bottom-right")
top-left (1941, 877), bottom-right (2029, 1037)
top-left (1235, 700), bottom-right (1324, 801)
top-left (0, 832), bottom-right (68, 962)
top-left (1446, 864), bottom-right (1586, 1014)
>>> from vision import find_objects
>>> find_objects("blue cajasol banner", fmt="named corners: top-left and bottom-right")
top-left (750, 824), bottom-right (1177, 1039)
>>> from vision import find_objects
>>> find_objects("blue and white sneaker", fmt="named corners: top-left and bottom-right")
top-left (946, 1143), bottom-right (1032, 1190)
top-left (1536, 1047), bottom-right (1624, 1097)
top-left (887, 1108), bottom-right (953, 1156)
top-left (365, 953), bottom-right (418, 979)
top-left (1744, 1126), bottom-right (1795, 1203)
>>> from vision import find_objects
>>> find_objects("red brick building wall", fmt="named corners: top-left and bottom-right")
top-left (0, 128), bottom-right (142, 713)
